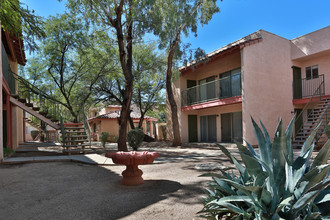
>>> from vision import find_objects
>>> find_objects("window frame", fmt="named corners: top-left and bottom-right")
top-left (305, 65), bottom-right (318, 80)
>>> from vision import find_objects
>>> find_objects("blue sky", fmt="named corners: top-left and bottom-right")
top-left (22, 0), bottom-right (330, 54)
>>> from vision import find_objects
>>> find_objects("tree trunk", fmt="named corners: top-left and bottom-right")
top-left (117, 87), bottom-right (132, 151)
top-left (166, 70), bottom-right (181, 146)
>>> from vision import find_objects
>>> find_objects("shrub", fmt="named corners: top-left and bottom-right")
top-left (31, 130), bottom-right (39, 140)
top-left (127, 128), bottom-right (145, 151)
top-left (100, 132), bottom-right (110, 148)
top-left (3, 147), bottom-right (15, 157)
top-left (160, 125), bottom-right (167, 140)
top-left (108, 135), bottom-right (118, 143)
top-left (199, 117), bottom-right (330, 220)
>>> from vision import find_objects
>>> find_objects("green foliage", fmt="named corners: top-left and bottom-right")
top-left (324, 124), bottom-right (330, 138)
top-left (3, 147), bottom-right (15, 158)
top-left (0, 0), bottom-right (45, 52)
top-left (100, 132), bottom-right (110, 148)
top-left (127, 128), bottom-right (145, 151)
top-left (108, 135), bottom-right (118, 143)
top-left (199, 117), bottom-right (330, 219)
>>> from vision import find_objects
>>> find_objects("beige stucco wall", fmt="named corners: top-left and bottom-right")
top-left (180, 51), bottom-right (241, 90)
top-left (291, 26), bottom-right (330, 60)
top-left (242, 31), bottom-right (294, 145)
top-left (0, 24), bottom-right (3, 161)
top-left (180, 103), bottom-right (242, 142)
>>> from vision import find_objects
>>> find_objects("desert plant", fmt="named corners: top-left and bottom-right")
top-left (199, 117), bottom-right (330, 220)
top-left (127, 128), bottom-right (145, 151)
top-left (100, 132), bottom-right (110, 148)
top-left (31, 130), bottom-right (39, 140)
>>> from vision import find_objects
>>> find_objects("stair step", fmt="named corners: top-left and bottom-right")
top-left (64, 127), bottom-right (85, 130)
top-left (64, 135), bottom-right (88, 138)
top-left (63, 131), bottom-right (87, 134)
top-left (63, 143), bottom-right (91, 148)
top-left (63, 140), bottom-right (89, 143)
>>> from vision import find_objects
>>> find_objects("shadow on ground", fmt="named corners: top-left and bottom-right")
top-left (0, 162), bottom-right (182, 220)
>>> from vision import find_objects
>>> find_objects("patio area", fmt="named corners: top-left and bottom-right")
top-left (0, 141), bottom-right (238, 220)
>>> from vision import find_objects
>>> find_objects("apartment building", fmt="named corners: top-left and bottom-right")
top-left (168, 26), bottom-right (330, 146)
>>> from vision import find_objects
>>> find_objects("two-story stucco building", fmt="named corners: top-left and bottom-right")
top-left (167, 26), bottom-right (330, 146)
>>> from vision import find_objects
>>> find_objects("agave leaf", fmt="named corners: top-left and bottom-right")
top-left (298, 164), bottom-right (330, 193)
top-left (314, 190), bottom-right (330, 204)
top-left (311, 139), bottom-right (330, 169)
top-left (244, 139), bottom-right (260, 159)
top-left (217, 144), bottom-right (246, 177)
top-left (218, 178), bottom-right (267, 213)
top-left (254, 171), bottom-right (268, 186)
top-left (261, 189), bottom-right (272, 205)
top-left (300, 124), bottom-right (320, 156)
top-left (285, 116), bottom-right (295, 165)
top-left (271, 120), bottom-right (288, 193)
top-left (209, 200), bottom-right (245, 214)
top-left (292, 179), bottom-right (330, 215)
top-left (285, 161), bottom-right (294, 193)
top-left (214, 178), bottom-right (237, 195)
top-left (237, 143), bottom-right (262, 178)
top-left (275, 196), bottom-right (293, 213)
top-left (251, 117), bottom-right (272, 171)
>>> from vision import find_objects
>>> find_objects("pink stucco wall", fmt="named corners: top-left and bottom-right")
top-left (242, 30), bottom-right (294, 145)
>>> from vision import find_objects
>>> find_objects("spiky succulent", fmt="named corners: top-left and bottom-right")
top-left (199, 117), bottom-right (330, 220)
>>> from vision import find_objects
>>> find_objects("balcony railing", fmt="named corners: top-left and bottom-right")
top-left (1, 42), bottom-right (16, 93)
top-left (293, 74), bottom-right (325, 99)
top-left (181, 74), bottom-right (241, 107)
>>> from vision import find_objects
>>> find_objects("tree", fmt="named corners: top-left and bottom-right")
top-left (148, 0), bottom-right (220, 146)
top-left (67, 0), bottom-right (153, 151)
top-left (24, 13), bottom-right (116, 122)
top-left (0, 0), bottom-right (45, 51)
top-left (132, 43), bottom-right (166, 128)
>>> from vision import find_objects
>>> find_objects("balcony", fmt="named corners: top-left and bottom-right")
top-left (293, 74), bottom-right (325, 100)
top-left (181, 73), bottom-right (241, 107)
top-left (2, 42), bottom-right (16, 93)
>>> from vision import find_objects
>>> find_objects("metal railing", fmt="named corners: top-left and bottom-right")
top-left (2, 42), bottom-right (16, 93)
top-left (315, 103), bottom-right (330, 142)
top-left (181, 74), bottom-right (241, 106)
top-left (294, 77), bottom-right (325, 139)
top-left (293, 74), bottom-right (325, 99)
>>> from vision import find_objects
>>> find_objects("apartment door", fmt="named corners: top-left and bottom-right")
top-left (220, 72), bottom-right (231, 98)
top-left (187, 80), bottom-right (196, 105)
top-left (292, 66), bottom-right (302, 99)
top-left (188, 115), bottom-right (198, 142)
top-left (200, 115), bottom-right (217, 142)
top-left (221, 112), bottom-right (242, 143)
top-left (199, 76), bottom-right (216, 102)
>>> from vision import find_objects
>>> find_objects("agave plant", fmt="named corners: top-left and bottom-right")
top-left (199, 117), bottom-right (330, 220)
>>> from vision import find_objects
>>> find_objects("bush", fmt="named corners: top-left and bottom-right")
top-left (160, 125), bottom-right (167, 140)
top-left (127, 128), bottom-right (144, 151)
top-left (31, 130), bottom-right (39, 140)
top-left (199, 117), bottom-right (330, 219)
top-left (3, 147), bottom-right (15, 157)
top-left (108, 135), bottom-right (118, 143)
top-left (100, 132), bottom-right (110, 148)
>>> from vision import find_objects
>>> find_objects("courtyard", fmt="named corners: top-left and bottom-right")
top-left (0, 142), bottom-right (238, 220)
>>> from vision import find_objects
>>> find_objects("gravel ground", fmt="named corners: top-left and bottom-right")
top-left (0, 142), bottom-right (237, 220)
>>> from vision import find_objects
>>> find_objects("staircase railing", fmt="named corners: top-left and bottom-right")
top-left (314, 103), bottom-right (330, 143)
top-left (294, 77), bottom-right (325, 139)
top-left (82, 110), bottom-right (92, 147)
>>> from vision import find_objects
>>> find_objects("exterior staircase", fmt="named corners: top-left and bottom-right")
top-left (61, 126), bottom-right (91, 154)
top-left (293, 97), bottom-right (330, 148)
top-left (10, 73), bottom-right (92, 154)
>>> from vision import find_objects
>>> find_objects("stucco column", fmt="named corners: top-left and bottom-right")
top-left (0, 24), bottom-right (3, 161)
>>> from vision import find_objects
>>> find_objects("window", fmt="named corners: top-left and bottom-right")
top-left (306, 65), bottom-right (318, 80)
top-left (198, 76), bottom-right (216, 102)
top-left (219, 68), bottom-right (241, 98)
